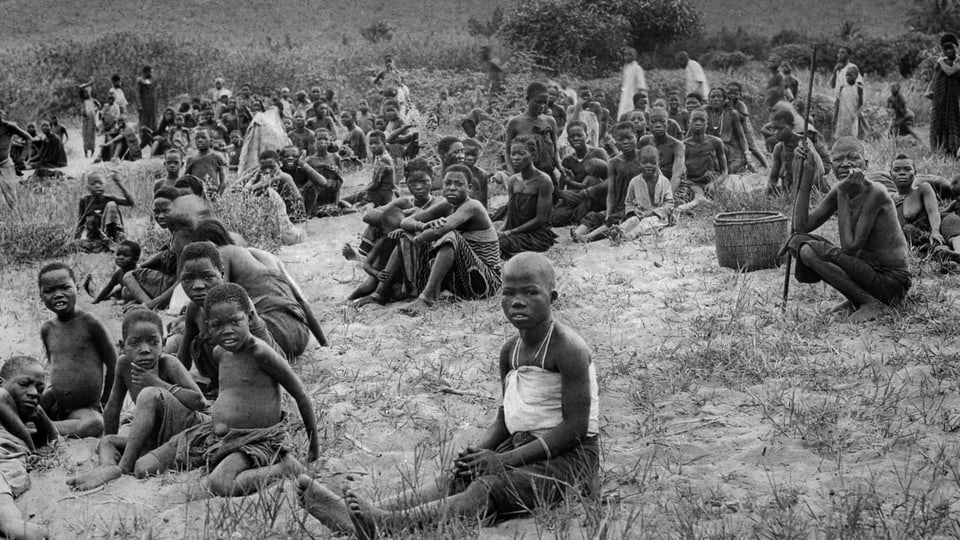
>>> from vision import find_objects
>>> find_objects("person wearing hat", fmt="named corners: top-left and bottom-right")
top-left (929, 33), bottom-right (960, 156)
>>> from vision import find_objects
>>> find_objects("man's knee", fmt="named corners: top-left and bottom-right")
top-left (798, 244), bottom-right (818, 264)
top-left (134, 453), bottom-right (162, 478)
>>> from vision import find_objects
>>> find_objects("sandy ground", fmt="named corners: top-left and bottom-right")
top-left (1, 130), bottom-right (959, 538)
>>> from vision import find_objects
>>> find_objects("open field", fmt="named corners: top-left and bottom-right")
top-left (0, 0), bottom-right (914, 50)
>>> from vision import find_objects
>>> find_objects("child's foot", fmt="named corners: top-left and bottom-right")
top-left (397, 297), bottom-right (433, 317)
top-left (353, 293), bottom-right (385, 308)
top-left (342, 243), bottom-right (360, 261)
top-left (343, 488), bottom-right (380, 540)
top-left (66, 464), bottom-right (122, 491)
top-left (295, 475), bottom-right (354, 535)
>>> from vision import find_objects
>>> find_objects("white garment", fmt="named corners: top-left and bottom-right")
top-left (108, 87), bottom-right (128, 113)
top-left (832, 62), bottom-right (864, 95)
top-left (835, 84), bottom-right (860, 138)
top-left (502, 332), bottom-right (600, 438)
top-left (618, 61), bottom-right (648, 120)
top-left (685, 60), bottom-right (709, 98)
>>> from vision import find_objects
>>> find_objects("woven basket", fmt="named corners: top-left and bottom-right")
top-left (714, 211), bottom-right (789, 272)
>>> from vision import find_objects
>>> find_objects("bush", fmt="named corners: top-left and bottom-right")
top-left (359, 21), bottom-right (395, 43)
top-left (701, 51), bottom-right (749, 72)
top-left (498, 0), bottom-right (629, 77)
top-left (604, 0), bottom-right (703, 57)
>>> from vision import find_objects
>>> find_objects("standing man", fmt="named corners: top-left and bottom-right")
top-left (618, 47), bottom-right (648, 120)
top-left (137, 65), bottom-right (158, 133)
top-left (678, 51), bottom-right (709, 100)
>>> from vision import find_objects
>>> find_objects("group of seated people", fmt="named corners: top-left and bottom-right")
top-left (4, 176), bottom-right (597, 538)
top-left (9, 118), bottom-right (68, 177)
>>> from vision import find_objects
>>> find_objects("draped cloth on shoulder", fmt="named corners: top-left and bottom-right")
top-left (238, 109), bottom-right (293, 179)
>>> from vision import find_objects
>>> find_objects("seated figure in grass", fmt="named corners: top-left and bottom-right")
top-left (572, 121), bottom-right (642, 242)
top-left (765, 109), bottom-right (831, 196)
top-left (296, 252), bottom-right (600, 539)
top-left (136, 283), bottom-right (319, 498)
top-left (65, 309), bottom-right (207, 491)
top-left (123, 188), bottom-right (182, 310)
top-left (346, 161), bottom-right (443, 302)
top-left (552, 121), bottom-right (610, 227)
top-left (780, 137), bottom-right (911, 322)
top-left (618, 146), bottom-right (675, 239)
top-left (889, 154), bottom-right (960, 260)
top-left (638, 107), bottom-right (685, 191)
top-left (355, 165), bottom-right (502, 313)
top-left (676, 108), bottom-right (727, 213)
top-left (498, 135), bottom-right (557, 259)
top-left (0, 355), bottom-right (58, 540)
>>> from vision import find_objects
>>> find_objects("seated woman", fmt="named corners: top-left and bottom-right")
top-left (297, 253), bottom-right (600, 538)
top-left (353, 165), bottom-right (501, 314)
top-left (498, 135), bottom-right (557, 259)
top-left (890, 154), bottom-right (960, 260)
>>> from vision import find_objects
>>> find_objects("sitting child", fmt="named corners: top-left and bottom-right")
top-left (677, 108), bottom-right (727, 213)
top-left (137, 283), bottom-right (319, 497)
top-left (573, 122), bottom-right (642, 242)
top-left (38, 263), bottom-right (117, 438)
top-left (87, 240), bottom-right (141, 304)
top-left (297, 253), bottom-right (599, 537)
top-left (65, 309), bottom-right (207, 491)
top-left (0, 355), bottom-right (58, 540)
top-left (123, 188), bottom-right (181, 310)
top-left (75, 171), bottom-right (135, 245)
top-left (363, 131), bottom-right (396, 207)
top-left (619, 146), bottom-right (675, 239)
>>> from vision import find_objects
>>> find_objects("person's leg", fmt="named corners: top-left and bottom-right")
top-left (798, 244), bottom-right (883, 321)
top-left (122, 273), bottom-right (154, 304)
top-left (65, 434), bottom-right (126, 490)
top-left (116, 387), bottom-right (168, 472)
top-left (133, 435), bottom-right (180, 478)
top-left (354, 248), bottom-right (403, 306)
top-left (46, 403), bottom-right (103, 439)
top-left (399, 243), bottom-right (454, 313)
top-left (204, 452), bottom-right (305, 497)
top-left (344, 480), bottom-right (493, 538)
top-left (0, 494), bottom-right (47, 540)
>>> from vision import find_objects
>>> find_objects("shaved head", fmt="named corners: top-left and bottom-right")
top-left (639, 145), bottom-right (659, 161)
top-left (830, 136), bottom-right (866, 159)
top-left (167, 195), bottom-right (212, 232)
top-left (503, 252), bottom-right (556, 291)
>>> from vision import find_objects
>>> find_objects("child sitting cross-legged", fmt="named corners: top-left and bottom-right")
top-left (135, 283), bottom-right (319, 497)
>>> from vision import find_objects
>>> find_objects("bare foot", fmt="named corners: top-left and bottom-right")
top-left (353, 293), bottom-right (385, 308)
top-left (1, 519), bottom-right (49, 540)
top-left (397, 297), bottom-right (433, 317)
top-left (66, 464), bottom-right (121, 491)
top-left (295, 475), bottom-right (354, 535)
top-left (343, 488), bottom-right (380, 540)
top-left (342, 243), bottom-right (360, 261)
top-left (828, 300), bottom-right (854, 314)
top-left (849, 302), bottom-right (883, 323)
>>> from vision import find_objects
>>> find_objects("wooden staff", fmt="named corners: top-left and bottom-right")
top-left (782, 45), bottom-right (818, 310)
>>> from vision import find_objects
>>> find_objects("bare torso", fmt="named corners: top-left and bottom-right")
top-left (42, 313), bottom-right (105, 410)
top-left (837, 182), bottom-right (909, 268)
top-left (211, 341), bottom-right (282, 429)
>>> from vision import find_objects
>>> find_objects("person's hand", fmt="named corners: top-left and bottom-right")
top-left (454, 447), bottom-right (505, 477)
top-left (794, 143), bottom-right (808, 161)
top-left (424, 217), bottom-right (446, 230)
top-left (704, 171), bottom-right (719, 183)
top-left (377, 269), bottom-right (391, 282)
top-left (297, 150), bottom-right (307, 169)
top-left (498, 229), bottom-right (511, 239)
top-left (386, 228), bottom-right (405, 240)
top-left (415, 229), bottom-right (439, 245)
top-left (931, 231), bottom-right (946, 246)
top-left (308, 439), bottom-right (320, 463)
top-left (131, 364), bottom-right (161, 388)
top-left (845, 168), bottom-right (865, 184)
